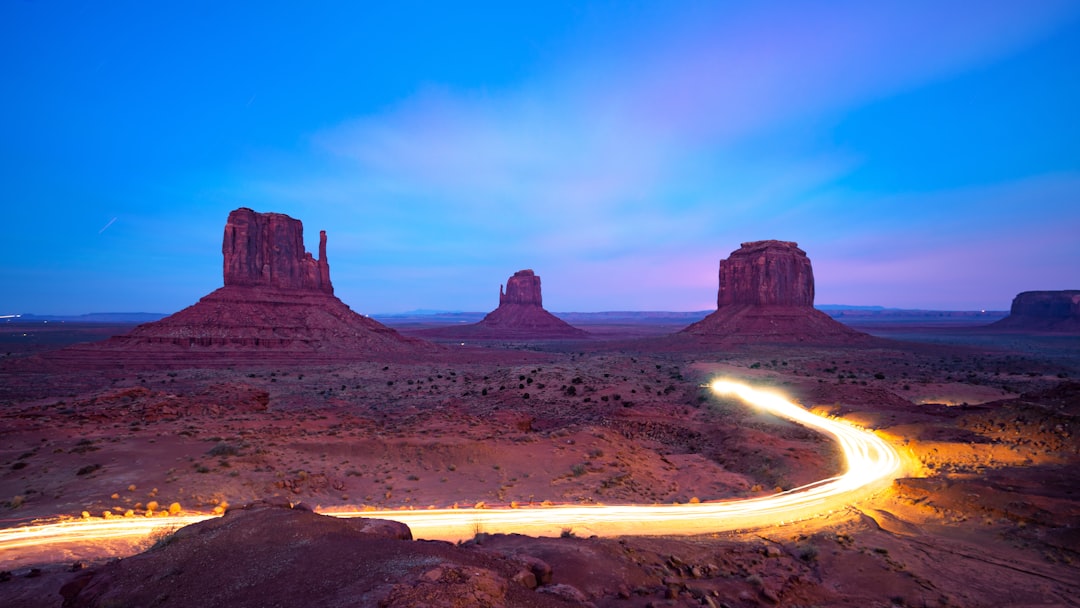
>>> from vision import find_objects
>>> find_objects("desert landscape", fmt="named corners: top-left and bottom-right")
top-left (5, 4), bottom-right (1080, 606)
top-left (1, 209), bottom-right (1077, 607)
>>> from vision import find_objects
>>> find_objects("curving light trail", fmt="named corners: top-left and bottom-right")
top-left (0, 379), bottom-right (903, 566)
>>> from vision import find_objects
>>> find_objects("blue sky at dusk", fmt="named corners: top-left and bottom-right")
top-left (3, 1), bottom-right (1078, 315)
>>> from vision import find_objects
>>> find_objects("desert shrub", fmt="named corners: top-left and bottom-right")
top-left (207, 443), bottom-right (240, 457)
top-left (146, 526), bottom-right (180, 552)
top-left (571, 463), bottom-right (587, 477)
top-left (799, 544), bottom-right (819, 562)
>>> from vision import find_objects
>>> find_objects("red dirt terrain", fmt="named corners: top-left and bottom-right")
top-left (2, 217), bottom-right (1078, 606)
top-left (2, 331), bottom-right (1078, 607)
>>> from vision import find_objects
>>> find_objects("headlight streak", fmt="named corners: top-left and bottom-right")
top-left (0, 379), bottom-right (903, 565)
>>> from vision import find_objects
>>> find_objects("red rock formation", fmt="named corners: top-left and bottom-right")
top-left (989, 290), bottom-right (1080, 333)
top-left (64, 208), bottom-right (433, 360)
top-left (717, 240), bottom-right (813, 307)
top-left (58, 504), bottom-right (532, 608)
top-left (223, 207), bottom-right (332, 293)
top-left (681, 241), bottom-right (868, 343)
top-left (500, 270), bottom-right (543, 306)
top-left (416, 269), bottom-right (589, 340)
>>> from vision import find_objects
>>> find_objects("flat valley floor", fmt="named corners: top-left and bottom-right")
top-left (1, 317), bottom-right (1078, 607)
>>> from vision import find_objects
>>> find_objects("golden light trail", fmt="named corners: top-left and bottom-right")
top-left (0, 379), bottom-right (903, 567)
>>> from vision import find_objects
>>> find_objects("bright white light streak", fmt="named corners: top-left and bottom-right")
top-left (0, 379), bottom-right (903, 565)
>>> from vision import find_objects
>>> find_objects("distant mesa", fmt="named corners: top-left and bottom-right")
top-left (680, 240), bottom-right (869, 343)
top-left (82, 208), bottom-right (432, 357)
top-left (988, 290), bottom-right (1080, 333)
top-left (415, 269), bottom-right (589, 340)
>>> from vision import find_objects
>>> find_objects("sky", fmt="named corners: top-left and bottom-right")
top-left (3, 1), bottom-right (1079, 315)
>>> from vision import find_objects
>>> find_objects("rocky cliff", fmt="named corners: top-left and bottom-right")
top-left (717, 240), bottom-right (814, 307)
top-left (72, 208), bottom-right (433, 360)
top-left (223, 208), bottom-right (332, 293)
top-left (989, 290), bottom-right (1080, 333)
top-left (681, 240), bottom-right (867, 344)
top-left (500, 270), bottom-right (543, 306)
top-left (415, 269), bottom-right (588, 340)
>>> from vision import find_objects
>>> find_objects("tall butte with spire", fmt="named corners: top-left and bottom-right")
top-left (680, 240), bottom-right (868, 343)
top-left (98, 208), bottom-right (431, 356)
top-left (416, 269), bottom-right (588, 339)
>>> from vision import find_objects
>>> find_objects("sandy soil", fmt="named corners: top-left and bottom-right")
top-left (1, 323), bottom-right (1078, 606)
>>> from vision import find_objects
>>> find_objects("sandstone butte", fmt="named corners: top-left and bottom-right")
top-left (63, 208), bottom-right (433, 361)
top-left (988, 290), bottom-right (1080, 333)
top-left (680, 240), bottom-right (869, 343)
top-left (417, 270), bottom-right (589, 340)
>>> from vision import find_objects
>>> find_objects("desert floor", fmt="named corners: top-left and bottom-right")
top-left (1, 318), bottom-right (1078, 607)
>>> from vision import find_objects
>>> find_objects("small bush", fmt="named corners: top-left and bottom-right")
top-left (146, 527), bottom-right (179, 551)
top-left (207, 443), bottom-right (240, 457)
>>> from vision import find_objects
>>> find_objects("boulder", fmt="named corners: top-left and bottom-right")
top-left (58, 505), bottom-right (566, 608)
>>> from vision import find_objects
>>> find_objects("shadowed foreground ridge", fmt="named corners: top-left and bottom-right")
top-left (59, 503), bottom-right (570, 608)
top-left (49, 208), bottom-right (434, 361)
top-left (681, 240), bottom-right (868, 343)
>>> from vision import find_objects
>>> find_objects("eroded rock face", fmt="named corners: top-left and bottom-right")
top-left (990, 290), bottom-right (1080, 332)
top-left (223, 207), bottom-right (332, 293)
top-left (1009, 291), bottom-right (1080, 320)
top-left (681, 240), bottom-right (868, 344)
top-left (500, 270), bottom-right (543, 306)
top-left (52, 208), bottom-right (435, 360)
top-left (414, 269), bottom-right (588, 339)
top-left (717, 240), bottom-right (813, 307)
top-left (58, 505), bottom-right (552, 608)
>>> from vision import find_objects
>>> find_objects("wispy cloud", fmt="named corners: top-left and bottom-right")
top-left (250, 1), bottom-right (1079, 310)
